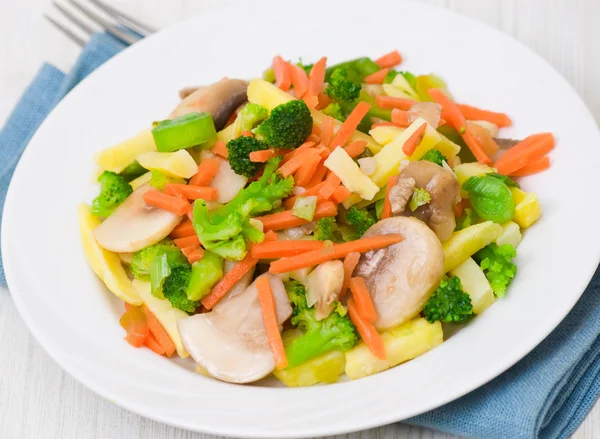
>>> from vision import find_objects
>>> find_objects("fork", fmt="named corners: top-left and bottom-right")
top-left (44, 0), bottom-right (156, 47)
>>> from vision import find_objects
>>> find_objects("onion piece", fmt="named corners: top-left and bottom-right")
top-left (408, 102), bottom-right (442, 128)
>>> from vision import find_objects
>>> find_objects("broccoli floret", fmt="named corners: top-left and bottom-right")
top-left (474, 243), bottom-right (517, 298)
top-left (423, 276), bottom-right (474, 323)
top-left (421, 149), bottom-right (448, 166)
top-left (254, 100), bottom-right (313, 149)
top-left (130, 239), bottom-right (188, 279)
top-left (284, 280), bottom-right (358, 368)
top-left (91, 171), bottom-right (133, 217)
top-left (409, 188), bottom-right (432, 212)
top-left (455, 208), bottom-right (478, 231)
top-left (321, 102), bottom-right (345, 122)
top-left (162, 266), bottom-right (199, 313)
top-left (226, 136), bottom-right (269, 177)
top-left (314, 217), bottom-right (338, 241)
top-left (237, 103), bottom-right (268, 133)
top-left (383, 70), bottom-right (400, 84)
top-left (345, 206), bottom-right (376, 238)
top-left (324, 68), bottom-right (361, 103)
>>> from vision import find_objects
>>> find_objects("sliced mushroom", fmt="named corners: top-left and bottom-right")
top-left (177, 273), bottom-right (292, 384)
top-left (389, 177), bottom-right (416, 214)
top-left (305, 261), bottom-right (344, 320)
top-left (170, 78), bottom-right (249, 130)
top-left (355, 217), bottom-right (444, 330)
top-left (93, 184), bottom-right (182, 253)
top-left (178, 86), bottom-right (205, 100)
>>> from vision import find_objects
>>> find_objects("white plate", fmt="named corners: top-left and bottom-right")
top-left (3, 0), bottom-right (600, 437)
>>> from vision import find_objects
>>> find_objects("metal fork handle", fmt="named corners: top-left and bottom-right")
top-left (89, 0), bottom-right (156, 35)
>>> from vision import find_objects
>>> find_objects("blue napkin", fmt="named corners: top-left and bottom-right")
top-left (1, 31), bottom-right (599, 439)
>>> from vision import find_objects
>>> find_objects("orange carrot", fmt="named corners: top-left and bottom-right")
top-left (316, 92), bottom-right (331, 110)
top-left (289, 63), bottom-right (309, 98)
top-left (364, 68), bottom-right (389, 85)
top-left (278, 154), bottom-right (305, 177)
top-left (273, 55), bottom-right (291, 91)
top-left (189, 158), bottom-right (220, 186)
top-left (249, 148), bottom-right (289, 162)
top-left (382, 175), bottom-right (399, 219)
top-left (375, 95), bottom-right (417, 110)
top-left (211, 140), bottom-right (228, 158)
top-left (330, 101), bottom-right (371, 148)
top-left (402, 122), bottom-right (428, 156)
top-left (375, 50), bottom-right (403, 69)
top-left (264, 230), bottom-right (279, 242)
top-left (308, 56), bottom-right (327, 97)
top-left (294, 151), bottom-right (322, 187)
top-left (428, 88), bottom-right (466, 133)
top-left (305, 163), bottom-right (328, 189)
top-left (143, 305), bottom-right (176, 357)
top-left (312, 124), bottom-right (322, 136)
top-left (303, 93), bottom-right (320, 109)
top-left (341, 252), bottom-right (361, 298)
top-left (348, 298), bottom-right (386, 360)
top-left (331, 185), bottom-right (351, 204)
top-left (241, 130), bottom-right (254, 138)
top-left (283, 181), bottom-right (327, 209)
top-left (466, 123), bottom-right (499, 156)
top-left (281, 141), bottom-right (315, 164)
top-left (495, 133), bottom-right (555, 175)
top-left (454, 198), bottom-right (469, 218)
top-left (143, 190), bottom-right (190, 216)
top-left (349, 277), bottom-right (378, 323)
top-left (144, 332), bottom-right (166, 356)
top-left (165, 184), bottom-right (219, 201)
top-left (256, 276), bottom-right (288, 369)
top-left (173, 235), bottom-right (200, 249)
top-left (457, 103), bottom-right (512, 128)
top-left (251, 240), bottom-right (326, 259)
top-left (257, 201), bottom-right (338, 231)
top-left (120, 306), bottom-right (149, 348)
top-left (391, 109), bottom-right (410, 127)
top-left (344, 140), bottom-right (367, 158)
top-left (170, 220), bottom-right (195, 238)
top-left (462, 128), bottom-right (493, 165)
top-left (371, 122), bottom-right (406, 130)
top-left (321, 116), bottom-right (335, 148)
top-left (319, 172), bottom-right (342, 200)
top-left (269, 234), bottom-right (403, 273)
top-left (314, 144), bottom-right (331, 159)
top-left (181, 245), bottom-right (205, 264)
top-left (509, 156), bottom-right (551, 177)
top-left (202, 252), bottom-right (259, 310)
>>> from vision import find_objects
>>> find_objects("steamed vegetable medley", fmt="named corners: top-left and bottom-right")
top-left (79, 50), bottom-right (551, 386)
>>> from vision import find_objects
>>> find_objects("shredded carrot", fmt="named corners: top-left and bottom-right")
top-left (344, 140), bottom-right (367, 158)
top-left (316, 92), bottom-right (331, 110)
top-left (143, 305), bottom-right (176, 357)
top-left (269, 234), bottom-right (403, 274)
top-left (509, 156), bottom-right (551, 177)
top-left (428, 88), bottom-right (466, 133)
top-left (211, 140), bottom-right (228, 158)
top-left (278, 154), bottom-right (305, 177)
top-left (170, 220), bottom-right (195, 238)
top-left (251, 240), bottom-right (325, 259)
top-left (375, 95), bottom-right (417, 110)
top-left (330, 101), bottom-right (371, 148)
top-left (371, 122), bottom-right (406, 130)
top-left (173, 235), bottom-right (200, 249)
top-left (165, 184), bottom-right (218, 201)
top-left (303, 93), bottom-right (319, 109)
top-left (308, 56), bottom-right (327, 97)
top-left (144, 333), bottom-right (166, 355)
top-left (331, 185), bottom-right (351, 204)
top-left (281, 141), bottom-right (315, 165)
top-left (348, 298), bottom-right (386, 360)
top-left (349, 277), bottom-right (378, 323)
top-left (375, 50), bottom-right (403, 69)
top-left (314, 144), bottom-right (331, 159)
top-left (391, 109), bottom-right (410, 127)
top-left (289, 62), bottom-right (309, 98)
top-left (202, 252), bottom-right (259, 310)
top-left (264, 230), bottom-right (279, 242)
top-left (189, 158), bottom-right (220, 186)
top-left (181, 245), bottom-right (205, 264)
top-left (457, 103), bottom-right (512, 127)
top-left (312, 124), bottom-right (322, 136)
top-left (382, 175), bottom-right (399, 219)
top-left (402, 122), bottom-right (428, 156)
top-left (364, 68), bottom-right (389, 85)
top-left (143, 190), bottom-right (190, 216)
top-left (294, 152), bottom-right (322, 187)
top-left (272, 55), bottom-right (291, 91)
top-left (319, 172), bottom-right (342, 200)
top-left (249, 148), bottom-right (289, 163)
top-left (466, 123), bottom-right (499, 156)
top-left (257, 201), bottom-right (338, 231)
top-left (321, 116), bottom-right (335, 148)
top-left (305, 163), bottom-right (328, 189)
top-left (256, 276), bottom-right (288, 369)
top-left (341, 252), bottom-right (361, 298)
top-left (495, 133), bottom-right (555, 175)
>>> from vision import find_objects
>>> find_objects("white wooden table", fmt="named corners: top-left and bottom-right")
top-left (1, 0), bottom-right (599, 437)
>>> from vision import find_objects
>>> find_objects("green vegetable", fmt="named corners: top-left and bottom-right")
top-left (263, 67), bottom-right (276, 83)
top-left (488, 172), bottom-right (520, 188)
top-left (152, 112), bottom-right (216, 152)
top-left (192, 158), bottom-right (293, 260)
top-left (421, 149), bottom-right (448, 166)
top-left (254, 100), bottom-right (313, 149)
top-left (423, 276), bottom-right (474, 323)
top-left (292, 196), bottom-right (317, 221)
top-left (383, 70), bottom-right (400, 84)
top-left (150, 253), bottom-right (171, 297)
top-left (186, 251), bottom-right (223, 301)
top-left (297, 58), bottom-right (313, 75)
top-left (313, 217), bottom-right (338, 241)
top-left (401, 71), bottom-right (418, 90)
top-left (226, 136), bottom-right (269, 177)
top-left (324, 68), bottom-right (361, 103)
top-left (375, 198), bottom-right (384, 220)
top-left (91, 171), bottom-right (133, 218)
top-left (325, 57), bottom-right (380, 83)
top-left (455, 208), bottom-right (478, 231)
top-left (338, 224), bottom-right (359, 242)
top-left (237, 103), bottom-right (268, 133)
top-left (474, 243), bottom-right (517, 298)
top-left (149, 170), bottom-right (185, 190)
top-left (463, 175), bottom-right (516, 224)
top-left (345, 206), bottom-right (376, 237)
top-left (321, 102), bottom-right (345, 122)
top-left (284, 280), bottom-right (358, 368)
top-left (162, 266), bottom-right (200, 313)
top-left (130, 239), bottom-right (189, 279)
top-left (118, 161), bottom-right (147, 182)
top-left (409, 188), bottom-right (431, 212)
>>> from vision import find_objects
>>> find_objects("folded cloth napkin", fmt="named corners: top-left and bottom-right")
top-left (1, 31), bottom-right (600, 439)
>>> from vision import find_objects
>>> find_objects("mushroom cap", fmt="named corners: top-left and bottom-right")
top-left (305, 260), bottom-right (344, 320)
top-left (177, 273), bottom-right (292, 384)
top-left (93, 184), bottom-right (182, 253)
top-left (170, 78), bottom-right (248, 130)
top-left (355, 217), bottom-right (444, 330)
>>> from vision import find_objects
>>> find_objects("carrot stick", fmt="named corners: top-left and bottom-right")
top-left (314, 144), bottom-right (331, 159)
top-left (305, 164), bottom-right (328, 189)
top-left (331, 185), bottom-right (350, 204)
top-left (319, 172), bottom-right (342, 200)
top-left (348, 298), bottom-right (386, 360)
top-left (143, 305), bottom-right (176, 357)
top-left (278, 154), bottom-right (305, 177)
top-left (341, 252), bottom-right (361, 298)
top-left (402, 122), bottom-right (428, 156)
top-left (316, 92), bottom-right (331, 110)
top-left (375, 95), bottom-right (417, 110)
top-left (457, 104), bottom-right (512, 127)
top-left (189, 158), bottom-right (220, 186)
top-left (391, 109), bottom-right (410, 127)
top-left (165, 184), bottom-right (219, 201)
top-left (344, 140), bottom-right (367, 158)
top-left (382, 175), bottom-right (399, 219)
top-left (181, 245), bottom-right (205, 264)
top-left (170, 220), bottom-right (195, 238)
top-left (428, 88), bottom-right (466, 133)
top-left (375, 50), bottom-right (403, 69)
top-left (256, 276), bottom-right (288, 370)
top-left (143, 190), bottom-right (190, 216)
top-left (144, 333), bottom-right (166, 355)
top-left (264, 230), bottom-right (279, 242)
top-left (173, 235), bottom-right (200, 249)
top-left (495, 133), bottom-right (555, 175)
top-left (273, 55), bottom-right (291, 91)
top-left (241, 130), bottom-right (254, 138)
top-left (251, 240), bottom-right (326, 259)
top-left (466, 123), bottom-right (499, 156)
top-left (509, 156), bottom-right (551, 177)
top-left (308, 56), bottom-right (327, 97)
top-left (211, 140), bottom-right (228, 158)
top-left (303, 93), bottom-right (319, 110)
top-left (294, 152), bottom-right (322, 187)
top-left (321, 116), bottom-right (335, 148)
top-left (462, 128), bottom-right (493, 165)
top-left (202, 252), bottom-right (259, 310)
top-left (289, 63), bottom-right (309, 98)
top-left (269, 234), bottom-right (404, 274)
top-left (371, 122), bottom-right (406, 130)
top-left (364, 68), bottom-right (389, 85)
top-left (281, 141), bottom-right (315, 165)
top-left (349, 277), bottom-right (378, 323)
top-left (249, 148), bottom-right (289, 163)
top-left (330, 101), bottom-right (371, 148)
top-left (257, 201), bottom-right (338, 231)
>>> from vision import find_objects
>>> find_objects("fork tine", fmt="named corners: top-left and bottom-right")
top-left (88, 0), bottom-right (156, 36)
top-left (53, 1), bottom-right (96, 36)
top-left (65, 0), bottom-right (140, 45)
top-left (44, 14), bottom-right (86, 47)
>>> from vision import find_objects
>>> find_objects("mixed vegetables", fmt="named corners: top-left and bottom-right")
top-left (79, 50), bottom-right (550, 386)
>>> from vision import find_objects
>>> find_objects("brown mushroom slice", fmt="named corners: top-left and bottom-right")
top-left (355, 217), bottom-right (444, 331)
top-left (170, 78), bottom-right (249, 130)
top-left (177, 273), bottom-right (292, 384)
top-left (93, 184), bottom-right (182, 253)
top-left (305, 261), bottom-right (344, 320)
top-left (178, 86), bottom-right (205, 100)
